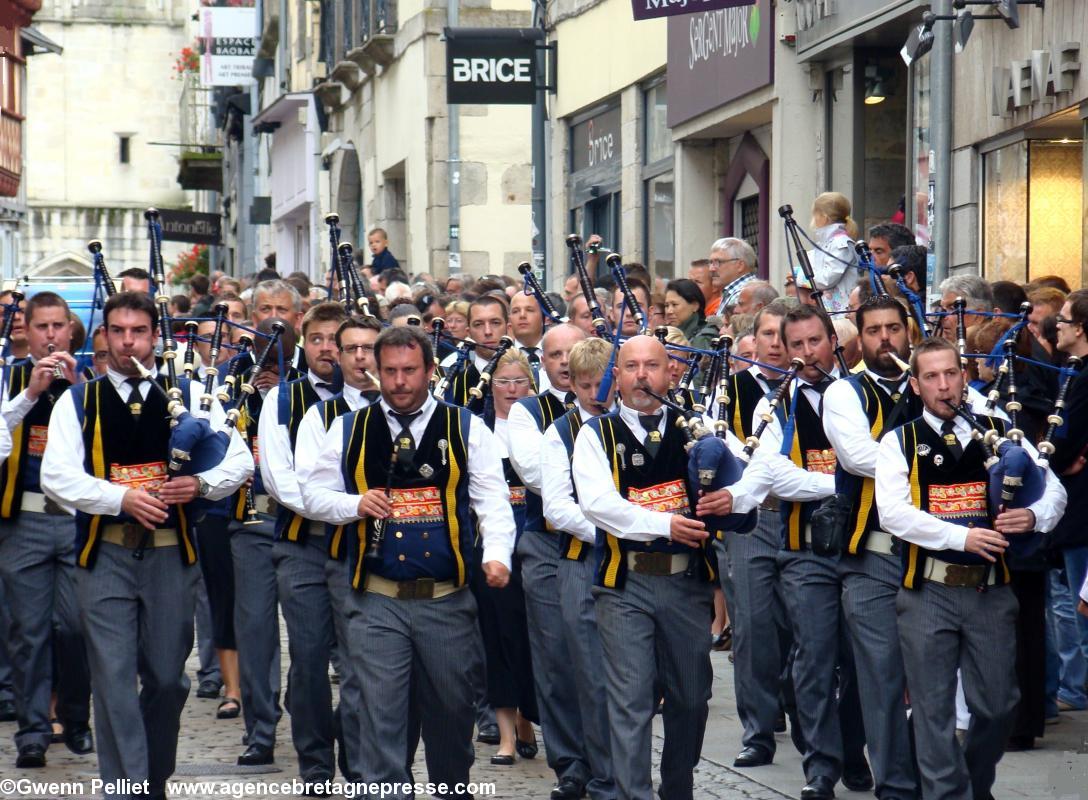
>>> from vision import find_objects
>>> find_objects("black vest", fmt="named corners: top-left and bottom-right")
top-left (584, 409), bottom-right (714, 589)
top-left (894, 415), bottom-right (1010, 589)
top-left (0, 362), bottom-right (70, 519)
top-left (312, 395), bottom-right (354, 560)
top-left (72, 376), bottom-right (195, 569)
top-left (552, 409), bottom-right (588, 562)
top-left (340, 402), bottom-right (474, 589)
top-left (780, 387), bottom-right (838, 551)
top-left (836, 373), bottom-right (922, 554)
top-left (723, 369), bottom-right (768, 441)
top-left (516, 391), bottom-right (572, 532)
top-left (274, 376), bottom-right (321, 543)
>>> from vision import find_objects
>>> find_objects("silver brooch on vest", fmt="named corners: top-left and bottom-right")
top-left (419, 464), bottom-right (434, 479)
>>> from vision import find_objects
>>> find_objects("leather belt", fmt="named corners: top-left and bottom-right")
top-left (101, 524), bottom-right (177, 549)
top-left (364, 573), bottom-right (462, 600)
top-left (21, 492), bottom-right (68, 516)
top-left (922, 559), bottom-right (997, 588)
top-left (626, 551), bottom-right (687, 576)
top-left (759, 497), bottom-right (781, 513)
top-left (864, 530), bottom-right (897, 556)
top-left (252, 494), bottom-right (276, 516)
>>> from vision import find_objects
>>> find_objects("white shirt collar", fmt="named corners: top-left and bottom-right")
top-left (379, 394), bottom-right (437, 426)
top-left (106, 365), bottom-right (154, 394)
top-left (618, 401), bottom-right (665, 435)
top-left (547, 386), bottom-right (568, 403)
top-left (864, 368), bottom-right (907, 387)
top-left (922, 408), bottom-right (967, 437)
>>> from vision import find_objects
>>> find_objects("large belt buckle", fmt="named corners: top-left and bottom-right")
top-left (43, 498), bottom-right (65, 516)
top-left (121, 523), bottom-right (145, 549)
top-left (397, 578), bottom-right (435, 600)
top-left (634, 552), bottom-right (672, 576)
top-left (944, 564), bottom-right (985, 587)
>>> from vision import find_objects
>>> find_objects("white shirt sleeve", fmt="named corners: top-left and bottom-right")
top-left (541, 424), bottom-right (596, 543)
top-left (1, 388), bottom-right (37, 431)
top-left (572, 422), bottom-right (672, 543)
top-left (0, 414), bottom-right (9, 464)
top-left (42, 391), bottom-right (129, 515)
top-left (506, 401), bottom-right (544, 491)
top-left (822, 379), bottom-right (879, 478)
top-left (874, 431), bottom-right (969, 552)
top-left (696, 417), bottom-right (768, 513)
top-left (192, 385), bottom-right (254, 500)
top-left (298, 416), bottom-right (361, 525)
top-left (467, 420), bottom-right (516, 570)
top-left (257, 384), bottom-right (307, 517)
top-left (744, 395), bottom-right (836, 502)
top-left (1017, 438), bottom-right (1067, 535)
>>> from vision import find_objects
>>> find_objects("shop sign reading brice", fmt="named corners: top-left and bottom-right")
top-left (665, 0), bottom-right (772, 126)
top-left (445, 28), bottom-right (543, 105)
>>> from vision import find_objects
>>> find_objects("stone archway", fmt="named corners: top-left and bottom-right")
top-left (337, 145), bottom-right (363, 250)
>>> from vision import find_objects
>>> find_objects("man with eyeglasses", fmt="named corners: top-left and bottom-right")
top-left (507, 323), bottom-right (592, 800)
top-left (257, 301), bottom-right (349, 788)
top-left (1049, 291), bottom-right (1088, 717)
top-left (294, 315), bottom-right (382, 781)
top-left (709, 238), bottom-right (758, 315)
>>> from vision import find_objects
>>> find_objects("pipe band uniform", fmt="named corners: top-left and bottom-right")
top-left (299, 325), bottom-right (514, 797)
top-left (38, 290), bottom-right (252, 798)
top-left (874, 339), bottom-right (1066, 800)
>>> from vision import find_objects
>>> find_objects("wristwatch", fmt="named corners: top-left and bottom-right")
top-left (196, 477), bottom-right (211, 498)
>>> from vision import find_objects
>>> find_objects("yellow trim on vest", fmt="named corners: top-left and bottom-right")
top-left (847, 388), bottom-right (884, 555)
top-left (446, 409), bottom-right (466, 586)
top-left (79, 382), bottom-right (107, 568)
top-left (903, 425), bottom-right (923, 588)
top-left (330, 525), bottom-right (344, 559)
top-left (0, 367), bottom-right (27, 517)
top-left (730, 374), bottom-right (746, 441)
top-left (565, 538), bottom-right (584, 561)
top-left (351, 411), bottom-right (371, 590)
top-left (602, 418), bottom-right (623, 589)
top-left (177, 505), bottom-right (196, 564)
top-left (786, 430), bottom-right (803, 550)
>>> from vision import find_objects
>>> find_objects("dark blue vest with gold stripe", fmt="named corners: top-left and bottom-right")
top-left (583, 410), bottom-right (714, 589)
top-left (340, 401), bottom-right (474, 590)
top-left (311, 395), bottom-right (354, 560)
top-left (70, 376), bottom-right (196, 569)
top-left (836, 373), bottom-right (922, 555)
top-left (552, 409), bottom-right (589, 562)
top-left (778, 386), bottom-right (838, 551)
top-left (893, 414), bottom-right (1010, 589)
top-left (517, 391), bottom-right (571, 532)
top-left (0, 361), bottom-right (70, 520)
top-left (723, 369), bottom-right (767, 441)
top-left (275, 375), bottom-right (321, 543)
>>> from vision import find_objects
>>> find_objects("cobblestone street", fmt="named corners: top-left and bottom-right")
top-left (1, 640), bottom-right (1085, 799)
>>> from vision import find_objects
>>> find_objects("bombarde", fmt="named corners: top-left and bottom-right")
top-left (743, 358), bottom-right (805, 459)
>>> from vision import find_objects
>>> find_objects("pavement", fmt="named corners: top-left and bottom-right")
top-left (0, 634), bottom-right (1086, 799)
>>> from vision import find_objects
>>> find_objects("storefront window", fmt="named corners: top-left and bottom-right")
top-left (646, 174), bottom-right (674, 277)
top-left (982, 139), bottom-right (1083, 287)
top-left (909, 57), bottom-right (931, 247)
top-left (645, 81), bottom-right (670, 166)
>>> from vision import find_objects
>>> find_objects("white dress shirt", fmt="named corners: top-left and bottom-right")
top-left (258, 372), bottom-right (336, 518)
top-left (822, 371), bottom-right (909, 479)
top-left (743, 377), bottom-right (838, 504)
top-left (295, 384), bottom-right (374, 486)
top-left (542, 404), bottom-right (597, 544)
top-left (507, 387), bottom-right (569, 493)
top-left (40, 367), bottom-right (253, 516)
top-left (300, 395), bottom-right (515, 569)
top-left (874, 408), bottom-right (1067, 553)
top-left (517, 342), bottom-right (551, 393)
top-left (572, 402), bottom-right (763, 543)
top-left (0, 413), bottom-right (11, 466)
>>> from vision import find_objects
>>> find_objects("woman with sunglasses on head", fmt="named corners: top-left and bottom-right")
top-left (469, 350), bottom-right (540, 766)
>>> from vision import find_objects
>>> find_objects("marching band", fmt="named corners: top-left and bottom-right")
top-left (0, 206), bottom-right (1081, 800)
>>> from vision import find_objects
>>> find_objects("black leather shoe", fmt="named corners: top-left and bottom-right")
top-left (65, 727), bottom-right (94, 755)
top-left (515, 736), bottom-right (538, 759)
top-left (476, 723), bottom-right (500, 745)
top-left (16, 743), bottom-right (46, 768)
top-left (196, 679), bottom-right (222, 699)
top-left (733, 746), bottom-right (773, 767)
top-left (800, 776), bottom-right (835, 800)
top-left (550, 777), bottom-right (586, 800)
top-left (237, 743), bottom-right (275, 766)
top-left (0, 698), bottom-right (15, 722)
top-left (774, 710), bottom-right (787, 733)
top-left (490, 753), bottom-right (515, 766)
top-left (841, 763), bottom-right (874, 792)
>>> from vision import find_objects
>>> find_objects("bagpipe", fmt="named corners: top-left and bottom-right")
top-left (324, 213), bottom-right (377, 319)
